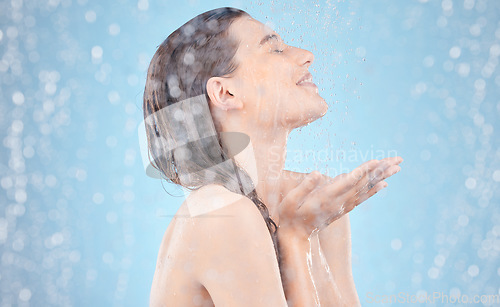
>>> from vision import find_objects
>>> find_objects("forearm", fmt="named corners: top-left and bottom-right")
top-left (318, 215), bottom-right (361, 306)
top-left (277, 228), bottom-right (320, 307)
top-left (309, 232), bottom-right (345, 306)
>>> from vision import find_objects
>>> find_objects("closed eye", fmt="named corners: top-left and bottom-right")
top-left (260, 33), bottom-right (286, 54)
top-left (270, 41), bottom-right (285, 54)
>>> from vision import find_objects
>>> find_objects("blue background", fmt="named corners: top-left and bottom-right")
top-left (0, 0), bottom-right (499, 305)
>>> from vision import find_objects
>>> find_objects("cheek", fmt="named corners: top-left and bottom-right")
top-left (241, 71), bottom-right (278, 102)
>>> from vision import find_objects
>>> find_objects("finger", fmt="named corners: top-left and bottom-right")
top-left (353, 180), bottom-right (388, 206)
top-left (339, 160), bottom-right (380, 192)
top-left (357, 160), bottom-right (392, 193)
top-left (340, 160), bottom-right (392, 207)
top-left (318, 160), bottom-right (380, 205)
top-left (281, 171), bottom-right (321, 210)
top-left (337, 158), bottom-right (402, 210)
top-left (321, 157), bottom-right (402, 186)
top-left (368, 157), bottom-right (401, 183)
top-left (369, 157), bottom-right (402, 184)
top-left (322, 157), bottom-right (403, 185)
top-left (353, 162), bottom-right (401, 205)
top-left (358, 158), bottom-right (402, 193)
top-left (339, 159), bottom-right (390, 204)
top-left (384, 164), bottom-right (401, 179)
top-left (380, 156), bottom-right (404, 166)
top-left (352, 159), bottom-right (381, 180)
top-left (364, 164), bottom-right (400, 191)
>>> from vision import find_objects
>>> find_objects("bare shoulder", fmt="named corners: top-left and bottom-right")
top-left (186, 184), bottom-right (275, 258)
top-left (150, 184), bottom-right (285, 306)
top-left (186, 184), bottom-right (287, 306)
top-left (184, 184), bottom-right (254, 218)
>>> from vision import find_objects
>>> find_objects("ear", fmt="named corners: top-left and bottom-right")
top-left (206, 77), bottom-right (243, 111)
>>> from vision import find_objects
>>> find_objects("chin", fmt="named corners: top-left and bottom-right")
top-left (288, 103), bottom-right (328, 129)
top-left (283, 93), bottom-right (329, 129)
top-left (317, 96), bottom-right (329, 117)
top-left (309, 95), bottom-right (329, 121)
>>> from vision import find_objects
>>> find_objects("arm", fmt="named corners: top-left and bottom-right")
top-left (307, 231), bottom-right (345, 306)
top-left (279, 158), bottom-right (402, 306)
top-left (318, 214), bottom-right (361, 306)
top-left (281, 170), bottom-right (360, 305)
top-left (277, 227), bottom-right (322, 306)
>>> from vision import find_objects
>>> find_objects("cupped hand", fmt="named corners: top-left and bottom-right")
top-left (278, 156), bottom-right (403, 237)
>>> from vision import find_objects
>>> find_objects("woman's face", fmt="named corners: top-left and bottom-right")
top-left (227, 16), bottom-right (328, 129)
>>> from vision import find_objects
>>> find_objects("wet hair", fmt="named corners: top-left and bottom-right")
top-left (143, 8), bottom-right (279, 260)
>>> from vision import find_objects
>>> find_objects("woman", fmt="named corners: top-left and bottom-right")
top-left (143, 7), bottom-right (402, 306)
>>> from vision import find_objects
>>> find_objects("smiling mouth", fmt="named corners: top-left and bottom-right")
top-left (296, 73), bottom-right (318, 93)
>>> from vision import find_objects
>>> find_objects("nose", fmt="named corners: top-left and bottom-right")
top-left (290, 46), bottom-right (314, 67)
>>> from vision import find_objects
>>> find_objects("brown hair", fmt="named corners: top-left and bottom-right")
top-left (143, 8), bottom-right (279, 259)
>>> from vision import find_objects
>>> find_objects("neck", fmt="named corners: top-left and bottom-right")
top-left (221, 127), bottom-right (289, 224)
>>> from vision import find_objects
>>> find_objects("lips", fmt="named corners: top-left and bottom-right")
top-left (296, 72), bottom-right (312, 85)
top-left (296, 72), bottom-right (318, 92)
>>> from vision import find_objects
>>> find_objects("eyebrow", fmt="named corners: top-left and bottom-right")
top-left (259, 34), bottom-right (280, 47)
